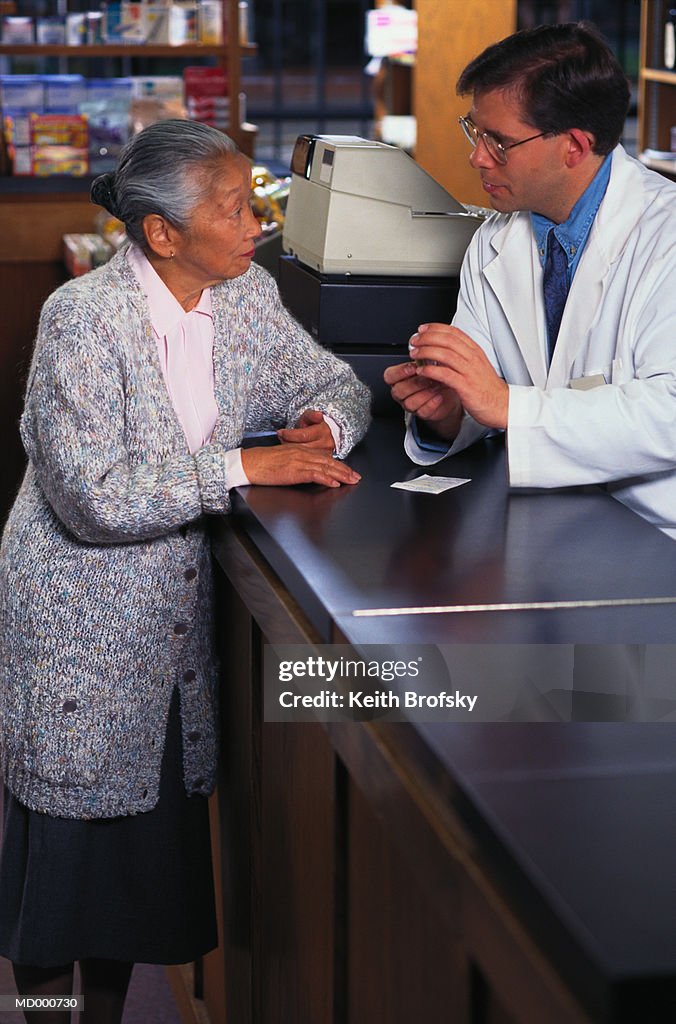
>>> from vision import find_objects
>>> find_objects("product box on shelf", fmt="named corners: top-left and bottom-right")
top-left (8, 145), bottom-right (32, 175)
top-left (144, 4), bottom-right (171, 44)
top-left (32, 145), bottom-right (89, 176)
top-left (43, 75), bottom-right (87, 113)
top-left (29, 113), bottom-right (88, 148)
top-left (35, 16), bottom-right (66, 45)
top-left (0, 75), bottom-right (45, 113)
top-left (3, 114), bottom-right (31, 147)
top-left (168, 2), bottom-right (198, 44)
top-left (86, 77), bottom-right (135, 104)
top-left (1, 16), bottom-right (34, 44)
top-left (65, 12), bottom-right (87, 45)
top-left (183, 65), bottom-right (228, 126)
top-left (81, 101), bottom-right (131, 173)
top-left (183, 65), bottom-right (228, 97)
top-left (132, 75), bottom-right (185, 103)
top-left (7, 141), bottom-right (88, 177)
top-left (119, 0), bottom-right (146, 43)
top-left (198, 0), bottom-right (223, 44)
top-left (63, 233), bottom-right (115, 276)
top-left (103, 1), bottom-right (124, 42)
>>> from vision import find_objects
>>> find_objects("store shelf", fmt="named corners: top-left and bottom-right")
top-left (638, 2), bottom-right (676, 167)
top-left (0, 42), bottom-right (256, 58)
top-left (638, 153), bottom-right (676, 174)
top-left (0, 0), bottom-right (256, 154)
top-left (640, 66), bottom-right (676, 84)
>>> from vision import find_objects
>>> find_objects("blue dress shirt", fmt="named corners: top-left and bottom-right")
top-left (531, 153), bottom-right (612, 285)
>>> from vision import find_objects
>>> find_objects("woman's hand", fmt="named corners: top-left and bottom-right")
top-left (241, 443), bottom-right (361, 488)
top-left (276, 409), bottom-right (335, 450)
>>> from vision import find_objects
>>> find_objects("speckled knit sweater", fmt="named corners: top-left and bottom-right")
top-left (0, 247), bottom-right (370, 820)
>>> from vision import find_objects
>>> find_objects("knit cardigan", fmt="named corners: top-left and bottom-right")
top-left (0, 248), bottom-right (370, 819)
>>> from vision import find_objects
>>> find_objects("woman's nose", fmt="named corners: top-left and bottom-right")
top-left (247, 205), bottom-right (263, 239)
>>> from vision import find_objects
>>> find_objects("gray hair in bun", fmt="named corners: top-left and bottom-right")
top-left (90, 171), bottom-right (120, 218)
top-left (90, 118), bottom-right (240, 247)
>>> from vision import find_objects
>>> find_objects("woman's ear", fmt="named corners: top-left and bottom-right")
top-left (142, 214), bottom-right (179, 259)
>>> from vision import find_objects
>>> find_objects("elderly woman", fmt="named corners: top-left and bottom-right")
top-left (0, 119), bottom-right (369, 1022)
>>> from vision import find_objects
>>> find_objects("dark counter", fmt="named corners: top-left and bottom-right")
top-left (212, 417), bottom-right (676, 1024)
top-left (230, 418), bottom-right (676, 643)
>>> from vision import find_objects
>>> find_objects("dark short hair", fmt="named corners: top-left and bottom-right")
top-left (456, 22), bottom-right (630, 155)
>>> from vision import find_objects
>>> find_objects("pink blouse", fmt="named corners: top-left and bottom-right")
top-left (127, 244), bottom-right (248, 486)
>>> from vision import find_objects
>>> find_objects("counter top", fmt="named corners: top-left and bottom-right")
top-left (399, 720), bottom-right (676, 1020)
top-left (214, 417), bottom-right (676, 1021)
top-left (230, 418), bottom-right (676, 643)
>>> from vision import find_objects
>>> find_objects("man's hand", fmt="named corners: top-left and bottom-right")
top-left (277, 409), bottom-right (335, 450)
top-left (384, 362), bottom-right (463, 441)
top-left (409, 323), bottom-right (509, 430)
top-left (241, 443), bottom-right (360, 489)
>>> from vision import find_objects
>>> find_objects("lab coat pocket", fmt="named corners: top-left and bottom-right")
top-left (569, 364), bottom-right (611, 391)
top-left (610, 357), bottom-right (633, 384)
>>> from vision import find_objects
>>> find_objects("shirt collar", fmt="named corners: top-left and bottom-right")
top-left (126, 243), bottom-right (212, 337)
top-left (531, 152), bottom-right (612, 267)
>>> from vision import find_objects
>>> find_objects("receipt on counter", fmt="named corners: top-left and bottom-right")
top-left (390, 474), bottom-right (470, 495)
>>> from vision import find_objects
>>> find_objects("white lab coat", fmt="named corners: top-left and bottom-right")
top-left (406, 146), bottom-right (676, 537)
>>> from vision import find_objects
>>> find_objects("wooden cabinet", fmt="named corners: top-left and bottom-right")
top-left (208, 521), bottom-right (596, 1024)
top-left (638, 0), bottom-right (676, 176)
top-left (413, 0), bottom-right (517, 206)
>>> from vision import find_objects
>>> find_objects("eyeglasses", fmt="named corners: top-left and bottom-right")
top-left (458, 115), bottom-right (550, 165)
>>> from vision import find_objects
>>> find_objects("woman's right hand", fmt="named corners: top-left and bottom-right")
top-left (241, 444), bottom-right (361, 489)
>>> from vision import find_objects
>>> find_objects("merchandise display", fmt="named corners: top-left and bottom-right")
top-left (251, 163), bottom-right (290, 235)
top-left (0, 74), bottom-right (190, 175)
top-left (0, 1), bottom-right (226, 47)
top-left (0, 0), bottom-right (246, 176)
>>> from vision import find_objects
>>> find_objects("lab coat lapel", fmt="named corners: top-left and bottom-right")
top-left (547, 147), bottom-right (646, 388)
top-left (482, 216), bottom-right (548, 388)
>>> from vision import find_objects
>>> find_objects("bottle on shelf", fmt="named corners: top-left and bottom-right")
top-left (665, 8), bottom-right (676, 70)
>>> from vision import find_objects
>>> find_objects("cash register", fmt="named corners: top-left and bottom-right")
top-left (279, 134), bottom-right (486, 413)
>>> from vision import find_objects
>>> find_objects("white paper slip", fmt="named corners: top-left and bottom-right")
top-left (391, 474), bottom-right (470, 494)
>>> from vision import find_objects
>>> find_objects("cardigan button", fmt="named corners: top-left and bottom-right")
top-left (184, 567), bottom-right (198, 581)
top-left (187, 730), bottom-right (201, 743)
top-left (174, 622), bottom-right (188, 636)
top-left (62, 698), bottom-right (77, 713)
top-left (183, 669), bottom-right (197, 682)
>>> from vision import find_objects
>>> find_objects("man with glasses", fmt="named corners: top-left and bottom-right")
top-left (385, 22), bottom-right (676, 721)
top-left (385, 22), bottom-right (676, 540)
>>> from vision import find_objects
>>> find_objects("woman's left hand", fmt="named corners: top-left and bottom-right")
top-left (277, 409), bottom-right (335, 450)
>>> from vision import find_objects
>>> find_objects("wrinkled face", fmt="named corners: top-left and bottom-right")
top-left (175, 154), bottom-right (262, 285)
top-left (467, 88), bottom-right (567, 219)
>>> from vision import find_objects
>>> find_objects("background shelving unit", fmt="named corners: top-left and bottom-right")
top-left (638, 0), bottom-right (676, 175)
top-left (0, 0), bottom-right (254, 149)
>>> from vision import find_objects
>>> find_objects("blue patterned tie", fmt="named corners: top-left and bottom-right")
top-left (543, 231), bottom-right (569, 360)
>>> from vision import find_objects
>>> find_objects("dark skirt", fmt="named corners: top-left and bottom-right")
top-left (0, 690), bottom-right (217, 967)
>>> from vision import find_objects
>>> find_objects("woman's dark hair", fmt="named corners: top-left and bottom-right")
top-left (456, 22), bottom-right (630, 155)
top-left (90, 119), bottom-right (239, 246)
